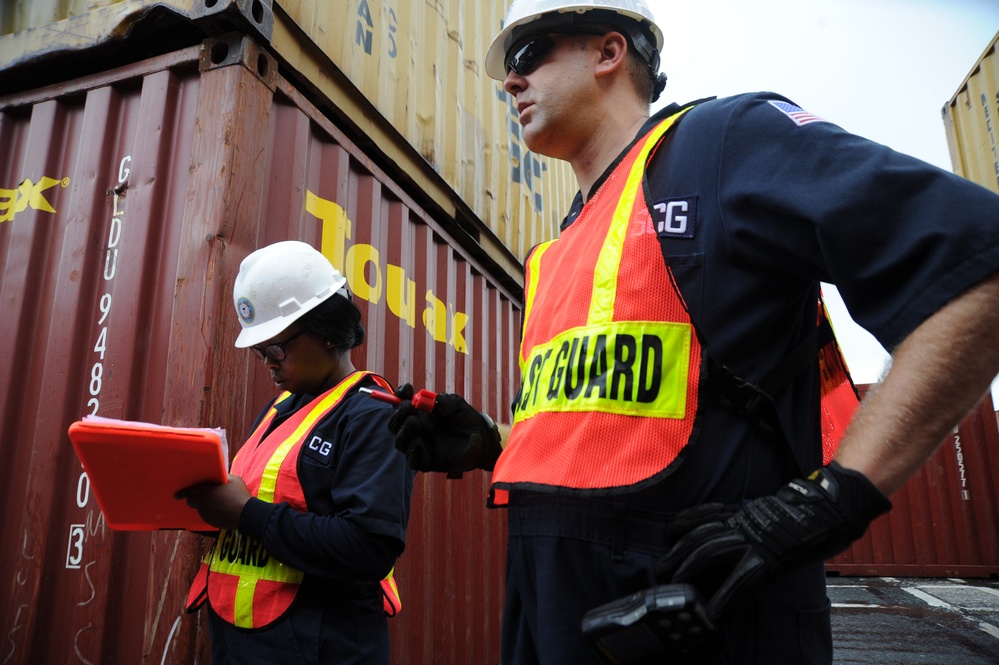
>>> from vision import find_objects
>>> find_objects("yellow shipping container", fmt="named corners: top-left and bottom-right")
top-left (0, 0), bottom-right (575, 269)
top-left (943, 31), bottom-right (999, 194)
top-left (272, 0), bottom-right (575, 265)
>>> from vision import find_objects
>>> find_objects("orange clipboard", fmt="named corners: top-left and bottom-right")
top-left (68, 417), bottom-right (229, 531)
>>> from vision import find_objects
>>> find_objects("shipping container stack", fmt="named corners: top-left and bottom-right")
top-left (826, 389), bottom-right (999, 577)
top-left (3, 5), bottom-right (998, 665)
top-left (942, 31), bottom-right (999, 196)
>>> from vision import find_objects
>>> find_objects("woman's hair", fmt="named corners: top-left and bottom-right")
top-left (297, 291), bottom-right (365, 352)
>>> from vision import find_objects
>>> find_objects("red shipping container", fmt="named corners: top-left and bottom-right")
top-left (827, 388), bottom-right (999, 578)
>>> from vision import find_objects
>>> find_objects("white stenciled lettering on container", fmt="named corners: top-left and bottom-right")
top-left (952, 425), bottom-right (970, 501)
top-left (355, 0), bottom-right (398, 58)
top-left (66, 155), bottom-right (130, 571)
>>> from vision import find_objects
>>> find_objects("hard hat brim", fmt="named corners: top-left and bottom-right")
top-left (234, 316), bottom-right (295, 349)
top-left (485, 2), bottom-right (664, 81)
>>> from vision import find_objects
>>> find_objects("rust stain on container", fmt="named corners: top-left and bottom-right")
top-left (942, 31), bottom-right (999, 194)
top-left (827, 388), bottom-right (999, 578)
top-left (1, 34), bottom-right (512, 664)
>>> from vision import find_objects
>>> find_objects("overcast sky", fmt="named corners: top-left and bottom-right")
top-left (646, 0), bottom-right (999, 401)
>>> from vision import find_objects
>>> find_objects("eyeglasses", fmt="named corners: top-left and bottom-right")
top-left (250, 329), bottom-right (304, 363)
top-left (505, 34), bottom-right (557, 76)
top-left (504, 28), bottom-right (611, 77)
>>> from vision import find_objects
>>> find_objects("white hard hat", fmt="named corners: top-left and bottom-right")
top-left (484, 0), bottom-right (664, 81)
top-left (232, 240), bottom-right (347, 348)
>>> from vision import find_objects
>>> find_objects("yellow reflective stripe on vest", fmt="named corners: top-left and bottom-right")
top-left (234, 577), bottom-right (257, 628)
top-left (257, 374), bottom-right (366, 503)
top-left (589, 107), bottom-right (693, 325)
top-left (522, 240), bottom-right (555, 356)
top-left (514, 320), bottom-right (691, 421)
top-left (238, 391), bottom-right (292, 456)
top-left (210, 529), bottom-right (299, 579)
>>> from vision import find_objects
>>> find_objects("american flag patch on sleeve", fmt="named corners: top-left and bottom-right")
top-left (767, 100), bottom-right (827, 126)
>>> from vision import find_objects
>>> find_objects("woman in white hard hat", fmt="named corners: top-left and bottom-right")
top-left (178, 240), bottom-right (414, 665)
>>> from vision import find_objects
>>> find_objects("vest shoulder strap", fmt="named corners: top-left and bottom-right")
top-left (700, 297), bottom-right (858, 479)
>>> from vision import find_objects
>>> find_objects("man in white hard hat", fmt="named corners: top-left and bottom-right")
top-left (389, 1), bottom-right (999, 663)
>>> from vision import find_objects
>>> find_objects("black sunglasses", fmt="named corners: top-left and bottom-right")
top-left (505, 34), bottom-right (557, 76)
top-left (504, 28), bottom-right (610, 76)
top-left (250, 329), bottom-right (304, 363)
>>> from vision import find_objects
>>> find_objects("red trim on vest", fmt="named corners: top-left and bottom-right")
top-left (816, 300), bottom-right (860, 464)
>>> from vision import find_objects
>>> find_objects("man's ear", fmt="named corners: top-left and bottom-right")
top-left (593, 31), bottom-right (629, 78)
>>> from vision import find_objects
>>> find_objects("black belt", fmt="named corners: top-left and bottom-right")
top-left (507, 491), bottom-right (671, 557)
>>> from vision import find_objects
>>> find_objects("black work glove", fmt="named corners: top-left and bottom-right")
top-left (656, 461), bottom-right (891, 621)
top-left (387, 384), bottom-right (503, 473)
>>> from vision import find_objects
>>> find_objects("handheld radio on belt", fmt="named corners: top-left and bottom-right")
top-left (582, 583), bottom-right (714, 663)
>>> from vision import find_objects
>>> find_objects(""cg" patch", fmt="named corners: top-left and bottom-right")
top-left (304, 435), bottom-right (334, 465)
top-left (652, 196), bottom-right (696, 239)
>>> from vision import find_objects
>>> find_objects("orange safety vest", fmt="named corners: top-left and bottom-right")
top-left (817, 297), bottom-right (859, 465)
top-left (491, 108), bottom-right (700, 501)
top-left (186, 371), bottom-right (402, 628)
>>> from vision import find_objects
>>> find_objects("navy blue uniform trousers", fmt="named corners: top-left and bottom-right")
top-left (501, 493), bottom-right (832, 665)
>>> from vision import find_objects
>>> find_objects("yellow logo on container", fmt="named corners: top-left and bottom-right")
top-left (0, 176), bottom-right (70, 224)
top-left (306, 190), bottom-right (469, 354)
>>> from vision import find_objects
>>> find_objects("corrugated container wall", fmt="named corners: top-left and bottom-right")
top-left (0, 36), bottom-right (515, 664)
top-left (0, 0), bottom-right (576, 266)
top-left (826, 388), bottom-right (999, 577)
top-left (942, 31), bottom-right (999, 194)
